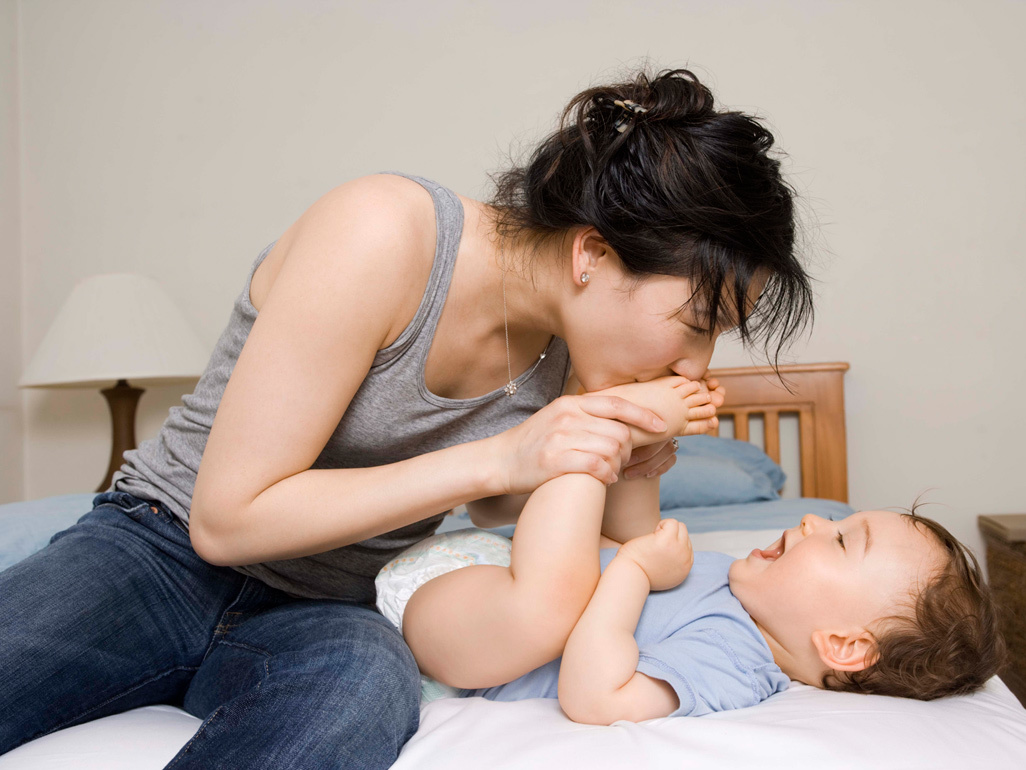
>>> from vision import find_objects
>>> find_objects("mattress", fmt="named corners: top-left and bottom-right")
top-left (4, 521), bottom-right (1026, 769)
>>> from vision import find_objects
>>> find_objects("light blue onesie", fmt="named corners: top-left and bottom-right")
top-left (469, 551), bottom-right (790, 717)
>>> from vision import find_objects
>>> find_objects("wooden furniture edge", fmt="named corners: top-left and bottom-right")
top-left (705, 362), bottom-right (849, 503)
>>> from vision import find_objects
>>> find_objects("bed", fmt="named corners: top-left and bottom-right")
top-left (2, 362), bottom-right (1025, 769)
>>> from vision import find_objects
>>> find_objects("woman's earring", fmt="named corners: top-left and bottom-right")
top-left (580, 273), bottom-right (590, 284)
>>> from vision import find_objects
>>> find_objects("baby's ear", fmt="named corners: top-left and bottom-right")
top-left (810, 629), bottom-right (879, 672)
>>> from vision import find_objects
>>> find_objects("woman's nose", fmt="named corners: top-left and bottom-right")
top-left (675, 337), bottom-right (718, 380)
top-left (669, 358), bottom-right (711, 382)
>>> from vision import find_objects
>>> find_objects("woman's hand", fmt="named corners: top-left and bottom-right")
top-left (492, 393), bottom-right (669, 496)
top-left (622, 440), bottom-right (679, 481)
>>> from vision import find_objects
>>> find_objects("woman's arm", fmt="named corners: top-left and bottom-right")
top-left (558, 519), bottom-right (693, 725)
top-left (190, 177), bottom-right (668, 567)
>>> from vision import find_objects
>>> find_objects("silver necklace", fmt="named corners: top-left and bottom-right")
top-left (501, 270), bottom-right (547, 397)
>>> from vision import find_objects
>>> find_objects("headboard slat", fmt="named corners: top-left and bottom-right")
top-left (764, 411), bottom-right (781, 464)
top-left (734, 413), bottom-right (749, 442)
top-left (707, 363), bottom-right (849, 502)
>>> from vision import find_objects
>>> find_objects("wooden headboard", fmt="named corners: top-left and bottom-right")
top-left (706, 362), bottom-right (850, 503)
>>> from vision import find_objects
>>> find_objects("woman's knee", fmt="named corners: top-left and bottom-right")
top-left (315, 608), bottom-right (420, 698)
top-left (240, 601), bottom-right (421, 711)
top-left (174, 605), bottom-right (421, 768)
top-left (270, 611), bottom-right (421, 752)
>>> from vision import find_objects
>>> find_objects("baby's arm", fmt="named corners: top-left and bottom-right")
top-left (558, 519), bottom-right (694, 725)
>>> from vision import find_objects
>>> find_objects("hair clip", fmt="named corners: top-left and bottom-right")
top-left (612, 99), bottom-right (649, 133)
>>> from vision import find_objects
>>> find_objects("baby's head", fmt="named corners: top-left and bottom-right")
top-left (728, 507), bottom-right (1006, 700)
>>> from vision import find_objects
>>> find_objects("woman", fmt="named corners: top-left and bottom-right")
top-left (0, 68), bottom-right (812, 768)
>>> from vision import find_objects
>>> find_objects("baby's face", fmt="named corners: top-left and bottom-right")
top-left (728, 510), bottom-right (942, 657)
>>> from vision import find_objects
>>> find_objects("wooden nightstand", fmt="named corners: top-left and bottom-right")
top-left (979, 514), bottom-right (1026, 706)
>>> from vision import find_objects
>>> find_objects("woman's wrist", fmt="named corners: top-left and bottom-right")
top-left (475, 432), bottom-right (516, 497)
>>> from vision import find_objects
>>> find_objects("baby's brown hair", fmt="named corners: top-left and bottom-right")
top-left (822, 505), bottom-right (1007, 700)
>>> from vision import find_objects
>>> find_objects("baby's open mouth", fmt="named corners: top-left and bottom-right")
top-left (755, 531), bottom-right (786, 561)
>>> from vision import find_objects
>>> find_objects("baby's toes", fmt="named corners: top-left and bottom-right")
top-left (687, 403), bottom-right (717, 419)
top-left (673, 378), bottom-right (701, 394)
top-left (682, 417), bottom-right (716, 436)
top-left (683, 392), bottom-right (712, 407)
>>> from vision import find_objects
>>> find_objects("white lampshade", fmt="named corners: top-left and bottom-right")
top-left (19, 273), bottom-right (210, 389)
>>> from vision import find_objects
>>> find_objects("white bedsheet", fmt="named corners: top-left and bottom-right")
top-left (4, 528), bottom-right (1025, 769)
top-left (397, 678), bottom-right (1026, 769)
top-left (3, 678), bottom-right (1024, 770)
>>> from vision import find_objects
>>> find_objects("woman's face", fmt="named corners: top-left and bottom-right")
top-left (560, 236), bottom-right (762, 391)
top-left (565, 274), bottom-right (719, 391)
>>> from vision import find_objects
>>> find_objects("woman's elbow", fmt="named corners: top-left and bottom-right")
top-left (189, 523), bottom-right (231, 566)
top-left (188, 504), bottom-right (239, 566)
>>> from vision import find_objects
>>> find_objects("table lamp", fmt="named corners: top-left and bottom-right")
top-left (19, 273), bottom-right (210, 492)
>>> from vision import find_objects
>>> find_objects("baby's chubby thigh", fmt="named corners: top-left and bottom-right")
top-left (375, 529), bottom-right (513, 634)
top-left (375, 529), bottom-right (513, 700)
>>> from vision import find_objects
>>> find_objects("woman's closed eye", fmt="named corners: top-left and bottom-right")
top-left (682, 321), bottom-right (710, 336)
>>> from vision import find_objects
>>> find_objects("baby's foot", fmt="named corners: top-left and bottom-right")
top-left (586, 376), bottom-right (719, 447)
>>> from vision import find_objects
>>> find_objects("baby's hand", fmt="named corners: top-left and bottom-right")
top-left (617, 519), bottom-right (694, 591)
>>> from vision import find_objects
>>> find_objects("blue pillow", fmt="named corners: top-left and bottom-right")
top-left (659, 435), bottom-right (785, 509)
top-left (0, 493), bottom-right (95, 571)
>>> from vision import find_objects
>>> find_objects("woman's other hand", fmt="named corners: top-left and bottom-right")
top-left (622, 439), bottom-right (679, 481)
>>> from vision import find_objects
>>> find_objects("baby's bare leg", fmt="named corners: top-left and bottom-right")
top-left (402, 473), bottom-right (607, 690)
top-left (592, 377), bottom-right (716, 545)
top-left (400, 379), bottom-right (715, 690)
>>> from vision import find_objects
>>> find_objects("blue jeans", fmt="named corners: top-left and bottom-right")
top-left (0, 490), bottom-right (420, 768)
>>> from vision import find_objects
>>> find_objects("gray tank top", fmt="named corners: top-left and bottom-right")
top-left (112, 172), bottom-right (571, 602)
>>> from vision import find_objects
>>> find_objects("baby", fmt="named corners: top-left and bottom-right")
top-left (375, 376), bottom-right (1005, 723)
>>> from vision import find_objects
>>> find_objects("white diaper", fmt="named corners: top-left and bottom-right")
top-left (375, 529), bottom-right (513, 703)
top-left (375, 529), bottom-right (513, 634)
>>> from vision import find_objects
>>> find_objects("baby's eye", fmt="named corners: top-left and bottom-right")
top-left (836, 532), bottom-right (845, 550)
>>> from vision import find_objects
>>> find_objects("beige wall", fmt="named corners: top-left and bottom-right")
top-left (1, 0), bottom-right (24, 501)
top-left (6, 0), bottom-right (1025, 565)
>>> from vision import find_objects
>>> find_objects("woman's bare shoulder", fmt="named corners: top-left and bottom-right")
top-left (271, 173), bottom-right (439, 345)
top-left (191, 175), bottom-right (441, 549)
top-left (312, 173), bottom-right (437, 255)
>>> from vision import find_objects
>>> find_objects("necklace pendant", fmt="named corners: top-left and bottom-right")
top-left (504, 381), bottom-right (518, 397)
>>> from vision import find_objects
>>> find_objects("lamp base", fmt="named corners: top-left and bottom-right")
top-left (97, 380), bottom-right (144, 493)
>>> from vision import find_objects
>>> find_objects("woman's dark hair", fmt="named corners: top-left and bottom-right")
top-left (823, 504), bottom-right (1008, 700)
top-left (488, 66), bottom-right (813, 366)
